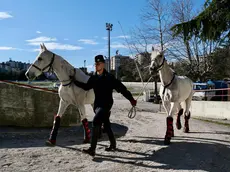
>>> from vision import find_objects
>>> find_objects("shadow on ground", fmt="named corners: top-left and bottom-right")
top-left (92, 135), bottom-right (230, 172)
top-left (0, 121), bottom-right (128, 149)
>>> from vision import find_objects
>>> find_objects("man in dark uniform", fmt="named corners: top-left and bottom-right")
top-left (72, 55), bottom-right (137, 156)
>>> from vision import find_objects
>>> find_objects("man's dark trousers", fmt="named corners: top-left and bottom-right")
top-left (91, 107), bottom-right (116, 150)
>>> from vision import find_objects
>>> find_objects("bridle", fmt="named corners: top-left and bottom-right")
top-left (151, 55), bottom-right (165, 72)
top-left (32, 53), bottom-right (74, 87)
top-left (32, 53), bottom-right (55, 73)
top-left (151, 55), bottom-right (176, 95)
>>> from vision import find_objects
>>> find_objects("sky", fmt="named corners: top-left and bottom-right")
top-left (0, 0), bottom-right (205, 72)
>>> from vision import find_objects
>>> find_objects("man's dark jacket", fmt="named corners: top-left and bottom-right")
top-left (73, 69), bottom-right (134, 109)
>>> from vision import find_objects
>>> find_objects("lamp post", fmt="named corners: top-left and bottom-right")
top-left (106, 22), bottom-right (113, 73)
top-left (84, 60), bottom-right (86, 73)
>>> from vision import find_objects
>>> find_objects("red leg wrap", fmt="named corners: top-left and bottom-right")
top-left (164, 117), bottom-right (173, 144)
top-left (165, 117), bottom-right (173, 137)
top-left (82, 118), bottom-right (90, 142)
top-left (166, 117), bottom-right (173, 137)
top-left (48, 115), bottom-right (61, 145)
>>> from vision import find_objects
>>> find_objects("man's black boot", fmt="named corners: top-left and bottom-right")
top-left (104, 122), bottom-right (116, 152)
top-left (82, 147), bottom-right (96, 156)
top-left (105, 145), bottom-right (116, 151)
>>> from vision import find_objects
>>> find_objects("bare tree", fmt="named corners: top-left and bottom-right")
top-left (126, 0), bottom-right (173, 54)
top-left (129, 26), bottom-right (149, 53)
top-left (126, 0), bottom-right (173, 103)
top-left (124, 0), bottom-right (227, 83)
top-left (168, 0), bottom-right (194, 61)
top-left (141, 0), bottom-right (172, 51)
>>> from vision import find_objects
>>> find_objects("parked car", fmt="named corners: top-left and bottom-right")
top-left (192, 82), bottom-right (215, 101)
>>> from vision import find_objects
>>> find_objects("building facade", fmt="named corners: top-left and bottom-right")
top-left (110, 55), bottom-right (130, 71)
top-left (135, 52), bottom-right (151, 65)
top-left (0, 59), bottom-right (31, 73)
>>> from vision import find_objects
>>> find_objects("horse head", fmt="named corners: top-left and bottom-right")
top-left (149, 46), bottom-right (165, 76)
top-left (25, 43), bottom-right (55, 80)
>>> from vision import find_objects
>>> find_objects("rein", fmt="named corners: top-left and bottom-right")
top-left (32, 53), bottom-right (74, 87)
top-left (158, 57), bottom-right (176, 95)
top-left (154, 57), bottom-right (165, 71)
top-left (162, 72), bottom-right (176, 95)
top-left (128, 76), bottom-right (153, 119)
top-left (151, 56), bottom-right (176, 95)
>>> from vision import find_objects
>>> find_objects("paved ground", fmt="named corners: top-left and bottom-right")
top-left (0, 93), bottom-right (230, 172)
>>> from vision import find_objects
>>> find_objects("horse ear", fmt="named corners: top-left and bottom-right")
top-left (152, 46), bottom-right (154, 51)
top-left (160, 49), bottom-right (166, 55)
top-left (40, 44), bottom-right (44, 50)
top-left (42, 43), bottom-right (47, 51)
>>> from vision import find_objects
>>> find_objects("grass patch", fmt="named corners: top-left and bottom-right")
top-left (193, 117), bottom-right (230, 127)
top-left (132, 92), bottom-right (143, 96)
top-left (18, 81), bottom-right (54, 87)
top-left (127, 87), bottom-right (134, 91)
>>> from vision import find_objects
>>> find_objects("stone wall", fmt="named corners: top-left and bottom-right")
top-left (0, 83), bottom-right (80, 127)
top-left (190, 101), bottom-right (230, 120)
top-left (122, 82), bottom-right (160, 90)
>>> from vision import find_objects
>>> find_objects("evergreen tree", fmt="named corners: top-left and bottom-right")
top-left (171, 0), bottom-right (230, 45)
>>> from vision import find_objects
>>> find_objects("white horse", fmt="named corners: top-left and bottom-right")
top-left (25, 43), bottom-right (95, 146)
top-left (149, 47), bottom-right (194, 145)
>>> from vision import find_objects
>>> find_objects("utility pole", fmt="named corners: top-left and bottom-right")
top-left (106, 23), bottom-right (113, 73)
top-left (115, 65), bottom-right (118, 79)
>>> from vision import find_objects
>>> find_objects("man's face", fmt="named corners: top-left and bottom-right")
top-left (95, 62), bottom-right (104, 72)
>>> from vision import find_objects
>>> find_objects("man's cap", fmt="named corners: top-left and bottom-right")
top-left (95, 55), bottom-right (105, 63)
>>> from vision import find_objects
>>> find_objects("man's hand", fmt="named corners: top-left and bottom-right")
top-left (130, 99), bottom-right (137, 107)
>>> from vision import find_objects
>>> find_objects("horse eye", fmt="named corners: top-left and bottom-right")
top-left (38, 57), bottom-right (42, 61)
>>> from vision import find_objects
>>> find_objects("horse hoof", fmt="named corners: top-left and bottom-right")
top-left (176, 122), bottom-right (182, 130)
top-left (45, 140), bottom-right (56, 147)
top-left (164, 137), bottom-right (171, 145)
top-left (183, 127), bottom-right (189, 133)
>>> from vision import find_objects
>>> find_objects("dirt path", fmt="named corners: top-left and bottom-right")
top-left (1, 93), bottom-right (230, 172)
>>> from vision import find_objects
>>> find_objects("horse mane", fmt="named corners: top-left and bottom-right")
top-left (57, 54), bottom-right (90, 83)
top-left (164, 57), bottom-right (176, 74)
top-left (169, 66), bottom-right (175, 73)
top-left (74, 68), bottom-right (90, 83)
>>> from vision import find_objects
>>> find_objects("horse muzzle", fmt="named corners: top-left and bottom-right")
top-left (25, 71), bottom-right (36, 80)
top-left (149, 67), bottom-right (157, 76)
